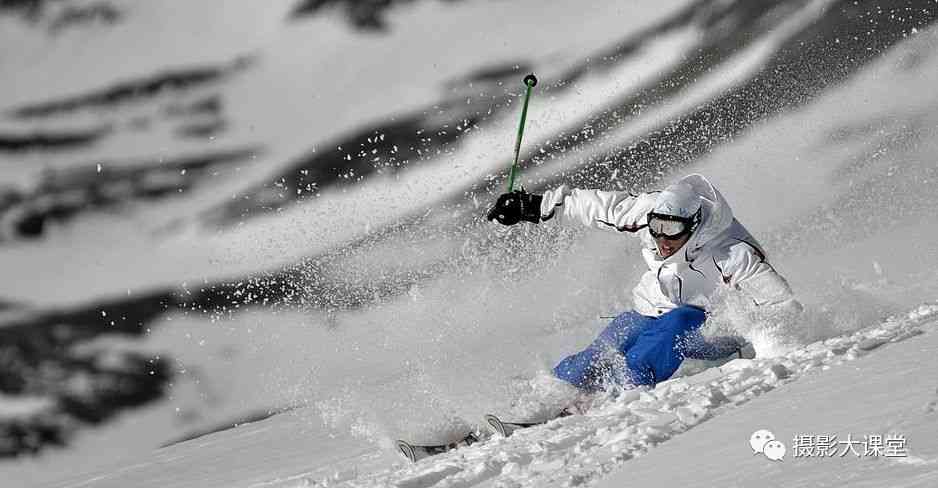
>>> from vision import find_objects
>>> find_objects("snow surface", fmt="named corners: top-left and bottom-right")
top-left (3, 1), bottom-right (938, 487)
top-left (40, 305), bottom-right (938, 488)
top-left (598, 308), bottom-right (938, 488)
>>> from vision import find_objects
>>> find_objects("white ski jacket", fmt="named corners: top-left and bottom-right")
top-left (539, 174), bottom-right (798, 317)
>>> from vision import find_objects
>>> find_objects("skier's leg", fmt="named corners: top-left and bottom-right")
top-left (681, 334), bottom-right (743, 360)
top-left (596, 311), bottom-right (649, 351)
top-left (553, 311), bottom-right (651, 391)
top-left (625, 306), bottom-right (707, 386)
top-left (552, 347), bottom-right (602, 390)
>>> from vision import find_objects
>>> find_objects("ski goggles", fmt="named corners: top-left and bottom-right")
top-left (647, 211), bottom-right (699, 240)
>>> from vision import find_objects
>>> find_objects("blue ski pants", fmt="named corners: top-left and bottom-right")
top-left (553, 306), bottom-right (739, 391)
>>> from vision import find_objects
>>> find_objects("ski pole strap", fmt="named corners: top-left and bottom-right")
top-left (507, 74), bottom-right (538, 192)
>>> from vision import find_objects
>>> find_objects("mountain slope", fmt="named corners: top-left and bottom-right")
top-left (2, 0), bottom-right (938, 486)
top-left (38, 304), bottom-right (938, 488)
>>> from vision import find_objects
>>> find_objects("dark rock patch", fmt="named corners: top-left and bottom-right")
top-left (0, 146), bottom-right (261, 241)
top-left (291, 0), bottom-right (467, 31)
top-left (8, 58), bottom-right (249, 120)
top-left (0, 291), bottom-right (174, 457)
top-left (0, 127), bottom-right (107, 152)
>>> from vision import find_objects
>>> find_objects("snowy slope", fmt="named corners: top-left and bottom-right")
top-left (0, 0), bottom-right (694, 306)
top-left (1, 0), bottom-right (705, 482)
top-left (39, 305), bottom-right (938, 488)
top-left (3, 1), bottom-right (938, 487)
top-left (26, 20), bottom-right (938, 488)
top-left (597, 310), bottom-right (938, 488)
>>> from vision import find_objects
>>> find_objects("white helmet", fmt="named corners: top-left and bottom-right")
top-left (653, 182), bottom-right (701, 218)
top-left (647, 182), bottom-right (702, 238)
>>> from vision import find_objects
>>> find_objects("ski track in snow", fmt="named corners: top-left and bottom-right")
top-left (256, 304), bottom-right (938, 488)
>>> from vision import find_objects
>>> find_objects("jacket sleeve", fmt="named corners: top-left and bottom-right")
top-left (722, 242), bottom-right (803, 314)
top-left (539, 185), bottom-right (658, 233)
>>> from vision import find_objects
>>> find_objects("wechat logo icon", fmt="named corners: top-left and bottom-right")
top-left (750, 429), bottom-right (786, 461)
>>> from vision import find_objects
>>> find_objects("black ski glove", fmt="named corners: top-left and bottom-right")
top-left (486, 189), bottom-right (543, 226)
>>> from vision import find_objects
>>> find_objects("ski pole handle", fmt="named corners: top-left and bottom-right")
top-left (506, 74), bottom-right (538, 193)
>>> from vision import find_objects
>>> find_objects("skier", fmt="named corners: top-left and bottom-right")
top-left (486, 174), bottom-right (801, 392)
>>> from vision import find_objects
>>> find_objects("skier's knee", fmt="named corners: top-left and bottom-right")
top-left (625, 349), bottom-right (656, 386)
top-left (554, 348), bottom-right (603, 390)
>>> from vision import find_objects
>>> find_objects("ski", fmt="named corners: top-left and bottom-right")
top-left (396, 408), bottom-right (575, 462)
top-left (395, 432), bottom-right (481, 463)
top-left (484, 410), bottom-right (573, 438)
top-left (484, 414), bottom-right (541, 437)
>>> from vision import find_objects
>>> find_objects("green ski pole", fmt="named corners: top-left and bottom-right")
top-left (506, 74), bottom-right (538, 193)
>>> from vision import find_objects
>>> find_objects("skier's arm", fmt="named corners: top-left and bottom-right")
top-left (539, 185), bottom-right (658, 233)
top-left (721, 242), bottom-right (803, 314)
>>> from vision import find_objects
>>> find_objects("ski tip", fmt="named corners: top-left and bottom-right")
top-left (396, 439), bottom-right (418, 463)
top-left (484, 414), bottom-right (509, 438)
